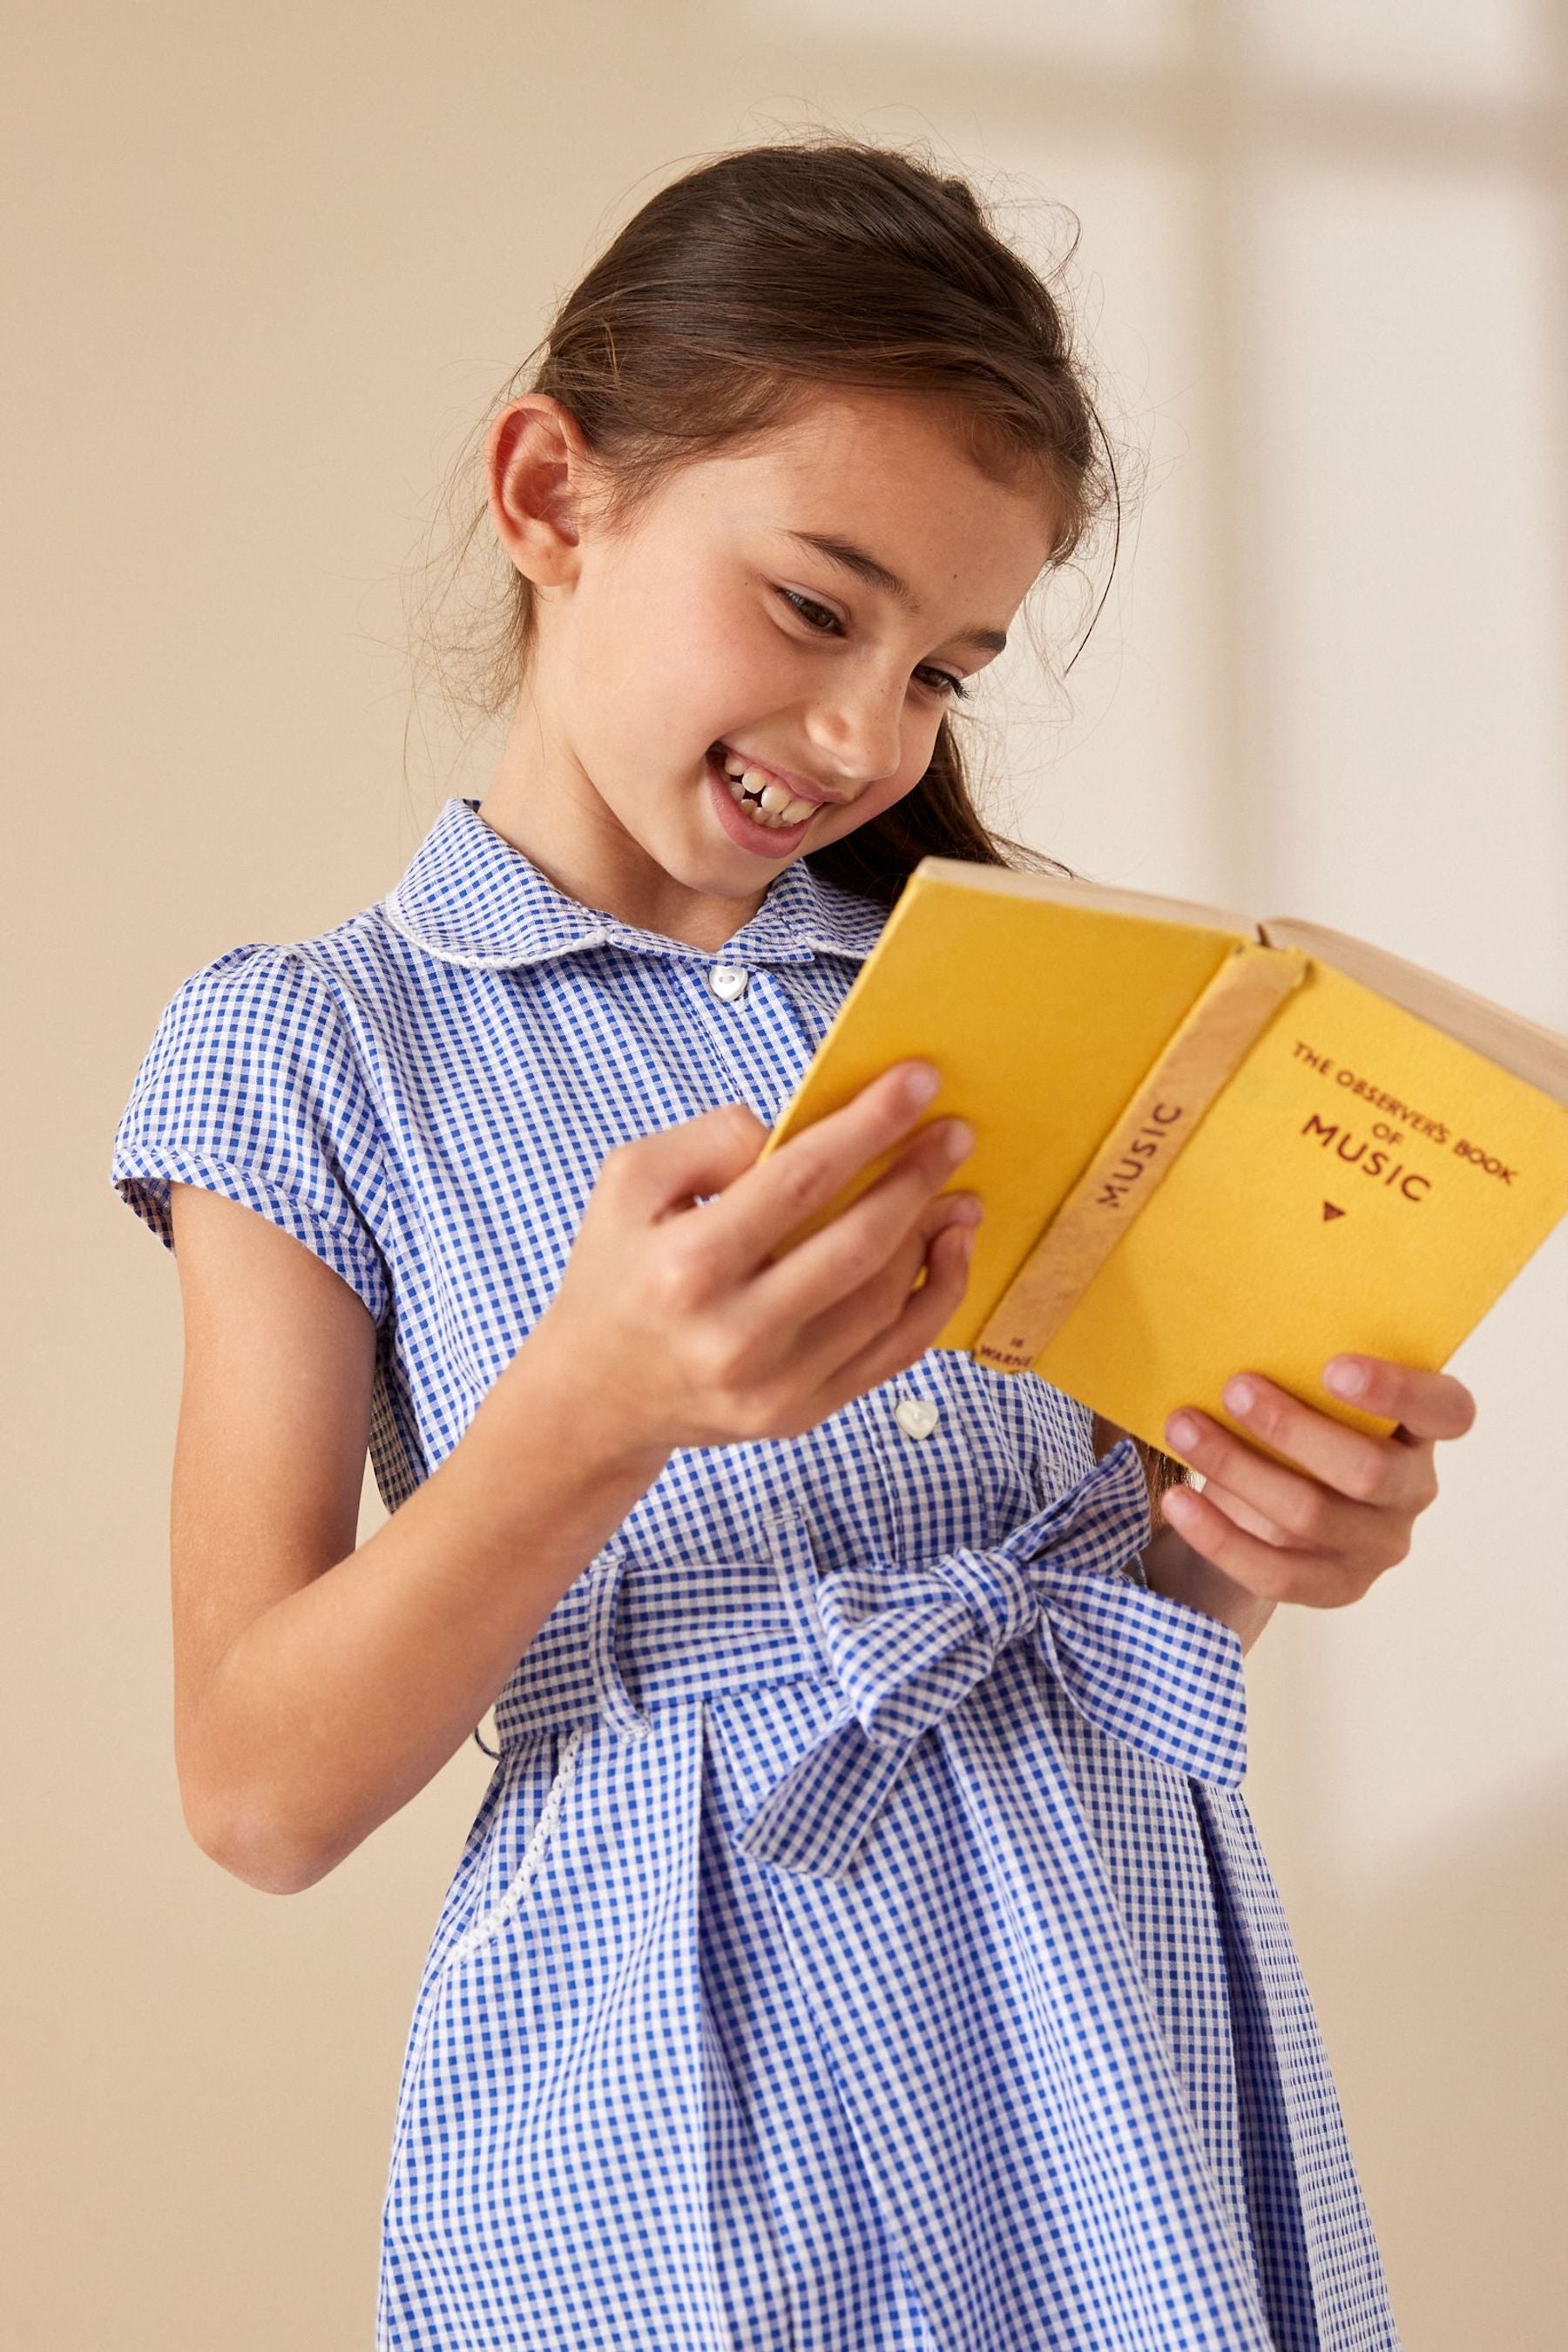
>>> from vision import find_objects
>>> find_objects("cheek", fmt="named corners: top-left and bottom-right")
top-left (589, 570), bottom-right (791, 745)
top-left (873, 762), bottom-right (928, 816)
top-left (828, 760), bottom-right (928, 844)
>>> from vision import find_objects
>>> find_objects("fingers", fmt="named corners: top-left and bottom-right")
top-left (1159, 1482), bottom-right (1379, 1608)
top-left (699, 1061), bottom-right (956, 1282)
top-left (601, 1101), bottom-right (773, 1223)
top-left (1167, 1375), bottom-right (1438, 1518)
top-left (794, 1185), bottom-right (975, 1375)
top-left (752, 1110), bottom-right (977, 1329)
top-left (1321, 1354), bottom-right (1477, 1444)
top-left (809, 1214), bottom-right (979, 1414)
top-left (1171, 1472), bottom-right (1303, 1551)
top-left (1161, 1413), bottom-right (1383, 1554)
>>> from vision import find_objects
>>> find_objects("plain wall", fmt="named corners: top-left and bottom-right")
top-left (7, 2), bottom-right (1565, 2343)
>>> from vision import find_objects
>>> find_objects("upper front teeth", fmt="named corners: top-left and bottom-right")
top-left (720, 753), bottom-right (817, 827)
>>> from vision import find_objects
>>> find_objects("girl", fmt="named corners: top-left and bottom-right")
top-left (109, 138), bottom-right (1474, 2351)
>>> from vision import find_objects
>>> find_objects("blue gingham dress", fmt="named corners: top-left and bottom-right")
top-left (109, 794), bottom-right (1401, 2351)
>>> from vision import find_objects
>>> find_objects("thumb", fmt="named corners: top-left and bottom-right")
top-left (612, 1101), bottom-right (771, 1220)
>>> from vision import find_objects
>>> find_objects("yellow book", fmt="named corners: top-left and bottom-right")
top-left (758, 860), bottom-right (1568, 1457)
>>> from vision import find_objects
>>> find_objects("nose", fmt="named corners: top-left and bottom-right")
top-left (802, 664), bottom-right (908, 793)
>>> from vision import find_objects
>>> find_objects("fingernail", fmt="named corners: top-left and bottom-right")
top-left (1324, 1357), bottom-right (1367, 1398)
top-left (1166, 1412), bottom-right (1200, 1452)
top-left (945, 1192), bottom-right (984, 1226)
top-left (940, 1118), bottom-right (974, 1162)
top-left (1223, 1377), bottom-right (1256, 1416)
top-left (903, 1064), bottom-right (941, 1107)
top-left (956, 1227), bottom-right (977, 1265)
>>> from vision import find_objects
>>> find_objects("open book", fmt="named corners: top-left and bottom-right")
top-left (758, 859), bottom-right (1568, 1457)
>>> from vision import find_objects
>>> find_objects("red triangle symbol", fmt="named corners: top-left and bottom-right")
top-left (1322, 1200), bottom-right (1346, 1221)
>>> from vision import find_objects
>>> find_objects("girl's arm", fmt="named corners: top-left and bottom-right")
top-left (1139, 1521), bottom-right (1280, 1656)
top-left (1098, 1355), bottom-right (1477, 1656)
top-left (167, 1180), bottom-right (671, 1897)
top-left (164, 1058), bottom-right (980, 1896)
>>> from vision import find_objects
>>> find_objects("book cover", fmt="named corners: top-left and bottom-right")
top-left (758, 861), bottom-right (1568, 1460)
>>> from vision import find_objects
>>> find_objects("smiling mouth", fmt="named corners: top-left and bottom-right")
top-left (710, 743), bottom-right (824, 830)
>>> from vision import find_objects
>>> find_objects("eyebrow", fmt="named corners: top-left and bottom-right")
top-left (781, 529), bottom-right (1009, 656)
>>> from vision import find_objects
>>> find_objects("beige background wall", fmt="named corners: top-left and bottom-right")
top-left (7, 2), bottom-right (1565, 2344)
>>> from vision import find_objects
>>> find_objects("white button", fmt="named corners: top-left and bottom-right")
top-left (894, 1395), bottom-right (940, 1441)
top-left (709, 964), bottom-right (749, 1001)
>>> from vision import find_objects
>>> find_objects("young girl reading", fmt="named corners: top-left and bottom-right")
top-left (109, 138), bottom-right (1475, 2351)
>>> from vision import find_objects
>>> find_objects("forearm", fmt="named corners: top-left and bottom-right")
top-left (186, 1319), bottom-right (671, 1893)
top-left (1140, 1522), bottom-right (1279, 1656)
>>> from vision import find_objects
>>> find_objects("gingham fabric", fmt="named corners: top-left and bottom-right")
top-left (109, 794), bottom-right (1401, 2351)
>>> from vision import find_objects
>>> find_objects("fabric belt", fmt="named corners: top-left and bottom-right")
top-left (492, 1437), bottom-right (1247, 1883)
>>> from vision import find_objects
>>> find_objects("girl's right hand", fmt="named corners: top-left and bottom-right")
top-left (526, 1059), bottom-right (981, 1456)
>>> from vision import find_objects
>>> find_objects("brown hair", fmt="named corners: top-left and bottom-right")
top-left (406, 132), bottom-right (1185, 1506)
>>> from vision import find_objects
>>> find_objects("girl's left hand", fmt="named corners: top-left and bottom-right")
top-left (1159, 1354), bottom-right (1477, 1609)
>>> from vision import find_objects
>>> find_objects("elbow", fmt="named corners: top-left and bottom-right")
top-left (179, 1775), bottom-right (341, 1896)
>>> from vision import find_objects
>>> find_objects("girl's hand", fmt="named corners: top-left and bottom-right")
top-left (525, 1059), bottom-right (982, 1460)
top-left (1158, 1355), bottom-right (1478, 1611)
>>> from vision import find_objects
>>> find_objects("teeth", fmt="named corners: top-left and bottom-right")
top-left (714, 749), bottom-right (819, 828)
top-left (724, 776), bottom-right (814, 829)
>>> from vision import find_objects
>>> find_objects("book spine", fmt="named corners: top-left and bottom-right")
top-left (972, 943), bottom-right (1308, 1372)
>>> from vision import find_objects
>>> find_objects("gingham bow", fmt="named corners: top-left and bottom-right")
top-left (738, 1438), bottom-right (1247, 1881)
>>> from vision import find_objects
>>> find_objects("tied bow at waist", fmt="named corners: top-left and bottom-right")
top-left (739, 1437), bottom-right (1247, 1882)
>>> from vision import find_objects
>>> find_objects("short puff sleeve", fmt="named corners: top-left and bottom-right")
top-left (108, 943), bottom-right (391, 1327)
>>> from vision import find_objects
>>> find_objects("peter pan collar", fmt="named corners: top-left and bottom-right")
top-left (379, 794), bottom-right (887, 971)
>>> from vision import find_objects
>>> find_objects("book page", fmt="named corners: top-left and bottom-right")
top-left (1261, 917), bottom-right (1568, 1105)
top-left (920, 857), bottom-right (1260, 940)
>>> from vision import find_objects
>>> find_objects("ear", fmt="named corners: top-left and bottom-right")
top-left (485, 394), bottom-right (597, 589)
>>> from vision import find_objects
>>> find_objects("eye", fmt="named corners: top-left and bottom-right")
top-left (775, 590), bottom-right (970, 702)
top-left (776, 588), bottom-right (841, 633)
